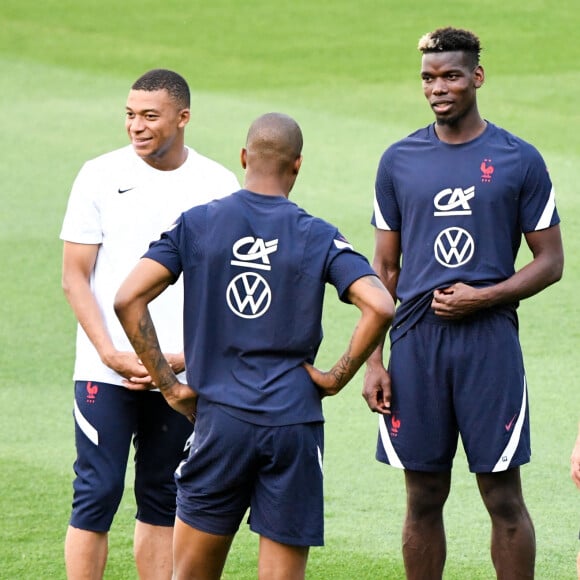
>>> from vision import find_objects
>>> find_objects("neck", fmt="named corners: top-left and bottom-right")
top-left (243, 175), bottom-right (292, 198)
top-left (434, 114), bottom-right (487, 145)
top-left (144, 146), bottom-right (188, 171)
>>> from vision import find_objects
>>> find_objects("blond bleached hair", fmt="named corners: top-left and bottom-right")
top-left (418, 27), bottom-right (482, 67)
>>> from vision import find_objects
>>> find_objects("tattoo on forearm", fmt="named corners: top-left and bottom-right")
top-left (331, 354), bottom-right (352, 386)
top-left (128, 311), bottom-right (176, 390)
top-left (329, 325), bottom-right (382, 390)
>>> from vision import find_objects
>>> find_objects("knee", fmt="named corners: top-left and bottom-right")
top-left (478, 469), bottom-right (531, 525)
top-left (97, 479), bottom-right (125, 510)
top-left (485, 492), bottom-right (528, 523)
top-left (71, 476), bottom-right (124, 529)
top-left (480, 483), bottom-right (530, 525)
top-left (406, 473), bottom-right (450, 519)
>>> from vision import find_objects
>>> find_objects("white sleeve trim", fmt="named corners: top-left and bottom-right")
top-left (373, 194), bottom-right (391, 231)
top-left (534, 186), bottom-right (556, 230)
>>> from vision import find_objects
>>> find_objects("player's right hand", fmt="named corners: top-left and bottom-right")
top-left (362, 363), bottom-right (392, 414)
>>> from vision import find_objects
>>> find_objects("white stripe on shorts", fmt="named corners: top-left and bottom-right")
top-left (74, 399), bottom-right (99, 446)
top-left (492, 375), bottom-right (527, 472)
top-left (379, 415), bottom-right (404, 469)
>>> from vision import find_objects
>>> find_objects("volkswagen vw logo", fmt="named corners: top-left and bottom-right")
top-left (226, 272), bottom-right (272, 318)
top-left (434, 227), bottom-right (475, 268)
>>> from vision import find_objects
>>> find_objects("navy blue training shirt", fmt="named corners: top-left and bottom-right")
top-left (372, 122), bottom-right (559, 338)
top-left (145, 189), bottom-right (376, 426)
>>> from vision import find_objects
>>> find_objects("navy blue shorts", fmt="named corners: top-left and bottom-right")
top-left (70, 381), bottom-right (193, 531)
top-left (175, 400), bottom-right (325, 546)
top-left (376, 310), bottom-right (530, 473)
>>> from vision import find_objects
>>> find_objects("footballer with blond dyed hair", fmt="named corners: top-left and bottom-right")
top-left (364, 26), bottom-right (563, 579)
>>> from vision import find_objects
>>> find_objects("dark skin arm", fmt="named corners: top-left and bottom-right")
top-left (304, 275), bottom-right (394, 397)
top-left (361, 230), bottom-right (400, 414)
top-left (571, 421), bottom-right (580, 489)
top-left (114, 258), bottom-right (198, 421)
top-left (432, 225), bottom-right (563, 317)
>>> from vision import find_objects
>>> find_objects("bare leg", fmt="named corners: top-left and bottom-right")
top-left (477, 468), bottom-right (535, 579)
top-left (402, 470), bottom-right (451, 580)
top-left (172, 516), bottom-right (234, 580)
top-left (65, 526), bottom-right (108, 580)
top-left (134, 521), bottom-right (173, 580)
top-left (258, 536), bottom-right (309, 580)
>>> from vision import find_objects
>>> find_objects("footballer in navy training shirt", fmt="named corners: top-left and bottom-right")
top-left (115, 112), bottom-right (394, 579)
top-left (364, 27), bottom-right (563, 578)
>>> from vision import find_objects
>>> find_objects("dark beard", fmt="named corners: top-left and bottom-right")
top-left (434, 103), bottom-right (474, 128)
top-left (435, 113), bottom-right (461, 127)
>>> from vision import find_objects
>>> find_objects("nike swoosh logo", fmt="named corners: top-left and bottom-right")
top-left (505, 414), bottom-right (518, 431)
top-left (118, 187), bottom-right (135, 194)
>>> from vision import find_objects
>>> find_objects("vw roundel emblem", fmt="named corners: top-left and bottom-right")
top-left (226, 272), bottom-right (272, 319)
top-left (434, 227), bottom-right (475, 268)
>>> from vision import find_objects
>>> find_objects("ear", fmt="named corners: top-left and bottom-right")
top-left (240, 148), bottom-right (247, 169)
top-left (473, 65), bottom-right (485, 89)
top-left (293, 155), bottom-right (303, 175)
top-left (178, 108), bottom-right (191, 128)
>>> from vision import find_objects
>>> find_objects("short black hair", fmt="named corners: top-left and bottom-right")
top-left (418, 27), bottom-right (482, 67)
top-left (245, 113), bottom-right (303, 174)
top-left (131, 69), bottom-right (190, 108)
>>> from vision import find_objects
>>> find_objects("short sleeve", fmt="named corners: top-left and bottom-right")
top-left (371, 148), bottom-right (401, 231)
top-left (143, 216), bottom-right (185, 281)
top-left (519, 144), bottom-right (560, 232)
top-left (60, 161), bottom-right (103, 244)
top-left (325, 231), bottom-right (376, 302)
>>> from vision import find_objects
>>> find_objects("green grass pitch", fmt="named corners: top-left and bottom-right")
top-left (1, 0), bottom-right (579, 578)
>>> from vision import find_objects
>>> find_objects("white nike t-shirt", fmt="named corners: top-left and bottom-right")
top-left (60, 144), bottom-right (240, 385)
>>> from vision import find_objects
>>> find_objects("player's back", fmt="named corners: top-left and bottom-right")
top-left (178, 189), bottom-right (337, 425)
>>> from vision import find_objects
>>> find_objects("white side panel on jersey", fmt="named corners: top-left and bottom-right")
top-left (492, 376), bottom-right (527, 472)
top-left (379, 415), bottom-right (404, 469)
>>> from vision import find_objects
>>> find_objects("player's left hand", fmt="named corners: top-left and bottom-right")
top-left (432, 283), bottom-right (483, 319)
top-left (123, 353), bottom-right (186, 390)
top-left (158, 380), bottom-right (199, 423)
top-left (122, 375), bottom-right (154, 389)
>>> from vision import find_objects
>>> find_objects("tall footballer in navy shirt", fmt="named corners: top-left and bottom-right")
top-left (115, 112), bottom-right (394, 579)
top-left (363, 28), bottom-right (563, 579)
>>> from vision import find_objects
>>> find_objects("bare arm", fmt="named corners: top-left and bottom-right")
top-left (362, 229), bottom-right (400, 414)
top-left (62, 241), bottom-right (150, 381)
top-left (432, 225), bottom-right (564, 318)
top-left (571, 421), bottom-right (580, 489)
top-left (304, 274), bottom-right (394, 397)
top-left (114, 258), bottom-right (197, 419)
